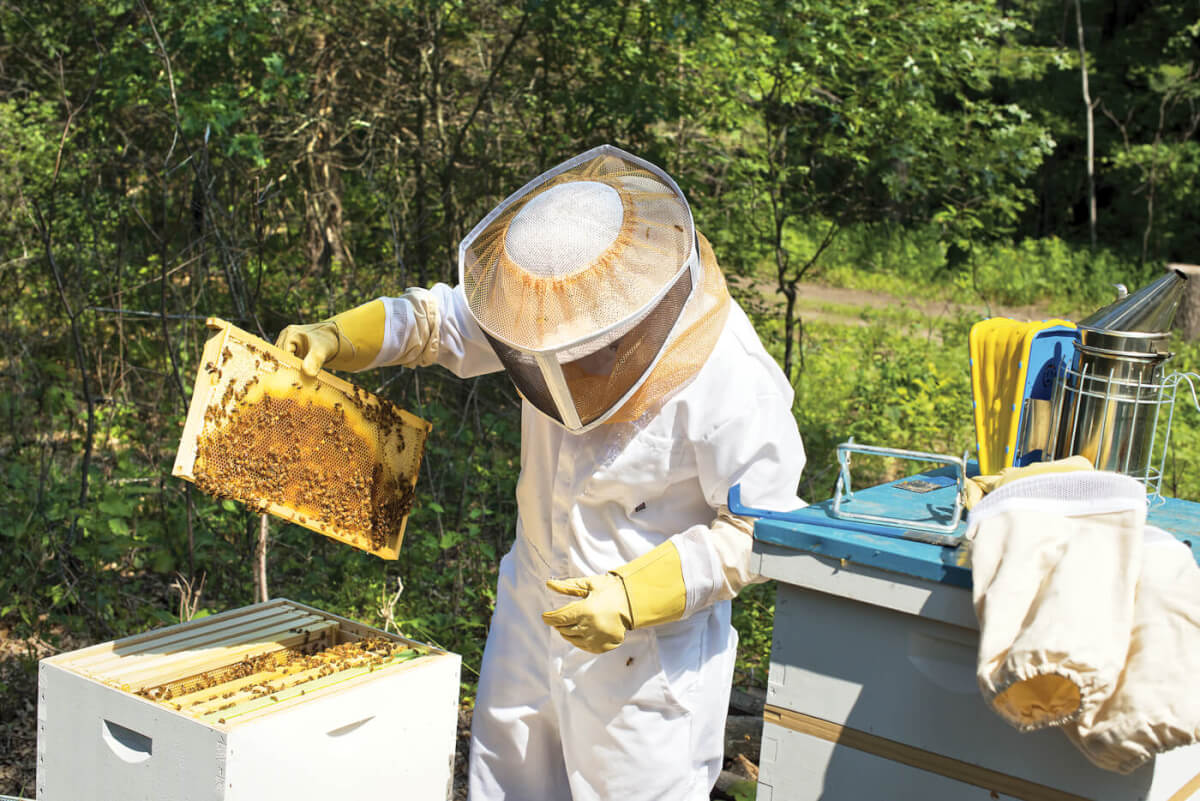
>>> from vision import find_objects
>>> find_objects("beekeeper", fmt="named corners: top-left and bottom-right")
top-left (277, 145), bottom-right (806, 800)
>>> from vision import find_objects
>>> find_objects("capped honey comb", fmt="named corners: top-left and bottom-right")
top-left (173, 318), bottom-right (431, 559)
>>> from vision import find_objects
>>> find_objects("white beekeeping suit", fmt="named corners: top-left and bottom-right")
top-left (277, 145), bottom-right (806, 800)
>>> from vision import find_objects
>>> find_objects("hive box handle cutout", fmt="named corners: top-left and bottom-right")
top-left (326, 715), bottom-right (375, 737)
top-left (101, 719), bottom-right (152, 763)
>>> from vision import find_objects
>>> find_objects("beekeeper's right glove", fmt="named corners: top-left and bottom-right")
top-left (276, 299), bottom-right (386, 376)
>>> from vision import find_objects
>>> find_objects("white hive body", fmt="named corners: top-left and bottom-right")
top-left (37, 599), bottom-right (460, 801)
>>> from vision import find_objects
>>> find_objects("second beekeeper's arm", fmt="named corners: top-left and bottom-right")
top-left (543, 369), bottom-right (807, 654)
top-left (275, 284), bottom-right (503, 378)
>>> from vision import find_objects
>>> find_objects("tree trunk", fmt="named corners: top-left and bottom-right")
top-left (255, 513), bottom-right (270, 603)
top-left (1074, 0), bottom-right (1097, 250)
top-left (1167, 263), bottom-right (1200, 341)
top-left (782, 286), bottom-right (798, 381)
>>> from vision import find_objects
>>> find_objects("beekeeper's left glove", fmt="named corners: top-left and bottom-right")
top-left (542, 541), bottom-right (686, 654)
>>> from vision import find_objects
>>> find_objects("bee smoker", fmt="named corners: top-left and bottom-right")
top-left (1047, 270), bottom-right (1189, 480)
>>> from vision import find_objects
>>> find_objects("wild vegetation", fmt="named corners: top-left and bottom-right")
top-left (2, 1), bottom-right (1199, 794)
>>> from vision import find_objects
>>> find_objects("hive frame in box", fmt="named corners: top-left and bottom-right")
top-left (37, 599), bottom-right (461, 801)
top-left (173, 318), bottom-right (431, 559)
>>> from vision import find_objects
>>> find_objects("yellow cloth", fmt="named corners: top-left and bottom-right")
top-left (541, 541), bottom-right (685, 654)
top-left (275, 299), bottom-right (386, 376)
top-left (611, 540), bottom-right (688, 628)
top-left (969, 318), bottom-right (1076, 474)
top-left (962, 455), bottom-right (1094, 510)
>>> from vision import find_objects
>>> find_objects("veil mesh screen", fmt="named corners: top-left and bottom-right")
top-left (462, 153), bottom-right (693, 352)
top-left (562, 268), bottom-right (692, 426)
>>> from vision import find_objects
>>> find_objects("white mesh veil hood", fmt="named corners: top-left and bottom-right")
top-left (458, 145), bottom-right (704, 432)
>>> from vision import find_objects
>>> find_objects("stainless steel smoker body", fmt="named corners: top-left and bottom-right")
top-left (1047, 270), bottom-right (1190, 480)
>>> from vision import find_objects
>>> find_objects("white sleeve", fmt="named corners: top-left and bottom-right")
top-left (692, 390), bottom-right (807, 514)
top-left (368, 283), bottom-right (504, 378)
top-left (671, 508), bottom-right (768, 614)
top-left (673, 389), bottom-right (807, 615)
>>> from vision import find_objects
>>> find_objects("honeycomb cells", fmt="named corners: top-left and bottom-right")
top-left (191, 340), bottom-right (417, 553)
top-left (136, 635), bottom-right (427, 721)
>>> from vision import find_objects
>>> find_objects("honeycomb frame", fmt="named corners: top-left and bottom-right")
top-left (173, 318), bottom-right (431, 559)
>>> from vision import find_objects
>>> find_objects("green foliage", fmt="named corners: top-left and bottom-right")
top-left (802, 222), bottom-right (1155, 313)
top-left (2, 6), bottom-right (1200, 792)
top-left (1000, 0), bottom-right (1200, 260)
top-left (731, 582), bottom-right (775, 686)
top-left (677, 0), bottom-right (1059, 377)
top-left (784, 313), bottom-right (977, 499)
top-left (1156, 340), bottom-right (1200, 503)
top-left (955, 237), bottom-right (1155, 308)
top-left (817, 224), bottom-right (952, 288)
top-left (726, 776), bottom-right (758, 801)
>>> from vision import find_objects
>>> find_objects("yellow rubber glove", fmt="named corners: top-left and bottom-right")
top-left (275, 299), bottom-right (386, 377)
top-left (542, 541), bottom-right (686, 654)
top-left (963, 455), bottom-right (1095, 510)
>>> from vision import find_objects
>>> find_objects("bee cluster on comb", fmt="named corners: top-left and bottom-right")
top-left (136, 634), bottom-right (427, 724)
top-left (174, 319), bottom-right (430, 559)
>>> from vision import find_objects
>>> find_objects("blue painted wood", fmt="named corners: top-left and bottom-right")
top-left (754, 517), bottom-right (975, 588)
top-left (1148, 496), bottom-right (1200, 555)
top-left (754, 467), bottom-right (1200, 587)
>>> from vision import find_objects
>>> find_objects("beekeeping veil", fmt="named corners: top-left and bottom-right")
top-left (460, 145), bottom-right (731, 432)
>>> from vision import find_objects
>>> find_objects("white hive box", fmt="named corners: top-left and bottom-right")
top-left (37, 599), bottom-right (460, 801)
